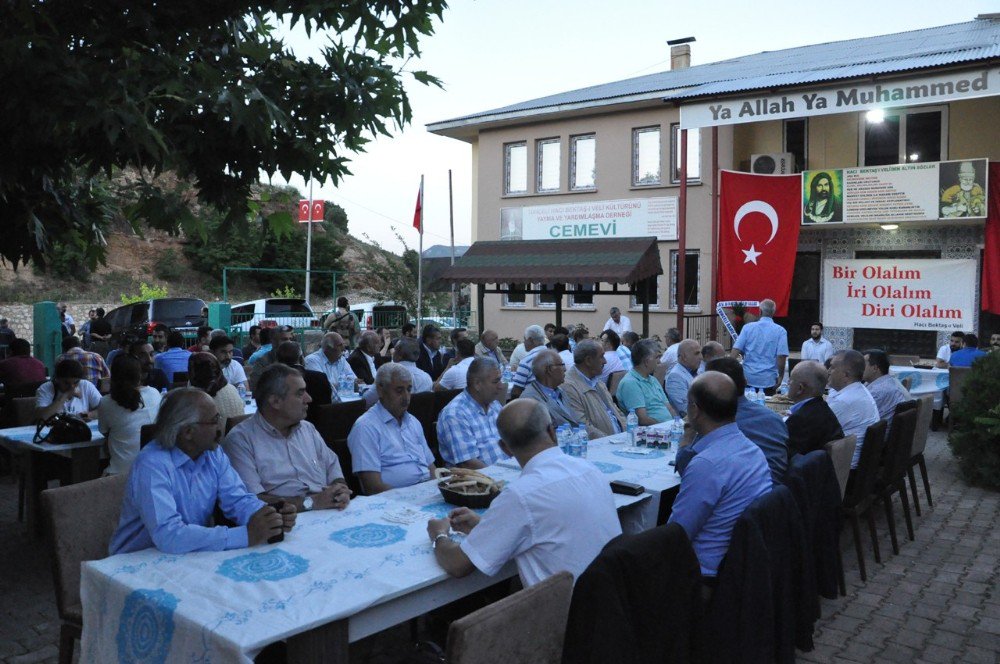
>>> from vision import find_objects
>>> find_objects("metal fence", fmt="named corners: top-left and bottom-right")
top-left (683, 314), bottom-right (733, 350)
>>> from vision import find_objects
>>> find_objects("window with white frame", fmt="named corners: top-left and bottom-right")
top-left (504, 142), bottom-right (527, 194)
top-left (630, 274), bottom-right (661, 310)
top-left (535, 283), bottom-right (559, 308)
top-left (503, 283), bottom-right (527, 307)
top-left (669, 249), bottom-right (700, 311)
top-left (670, 124), bottom-right (701, 183)
top-left (568, 283), bottom-right (595, 308)
top-left (570, 134), bottom-right (596, 190)
top-left (536, 138), bottom-right (561, 193)
top-left (632, 127), bottom-right (661, 186)
top-left (860, 106), bottom-right (946, 166)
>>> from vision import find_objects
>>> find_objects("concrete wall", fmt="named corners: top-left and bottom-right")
top-left (0, 303), bottom-right (117, 347)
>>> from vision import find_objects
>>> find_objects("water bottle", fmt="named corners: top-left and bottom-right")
top-left (575, 425), bottom-right (588, 459)
top-left (501, 366), bottom-right (513, 384)
top-left (625, 408), bottom-right (638, 446)
top-left (669, 417), bottom-right (684, 450)
top-left (567, 426), bottom-right (582, 457)
top-left (556, 424), bottom-right (569, 454)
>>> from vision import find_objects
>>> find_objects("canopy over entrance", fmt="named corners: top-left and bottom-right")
top-left (437, 237), bottom-right (663, 335)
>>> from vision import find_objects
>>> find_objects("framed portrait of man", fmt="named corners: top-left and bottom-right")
top-left (802, 169), bottom-right (844, 224)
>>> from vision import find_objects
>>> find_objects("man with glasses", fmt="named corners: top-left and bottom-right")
top-left (519, 349), bottom-right (580, 430)
top-left (305, 331), bottom-right (358, 397)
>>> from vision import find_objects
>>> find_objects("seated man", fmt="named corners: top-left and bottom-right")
top-left (827, 350), bottom-right (881, 469)
top-left (475, 329), bottom-right (507, 366)
top-left (347, 364), bottom-right (437, 493)
top-left (598, 330), bottom-right (626, 384)
top-left (785, 360), bottom-right (844, 457)
top-left (618, 331), bottom-right (639, 371)
top-left (668, 372), bottom-right (772, 578)
top-left (392, 337), bottom-right (434, 393)
top-left (241, 325), bottom-right (262, 361)
top-left (935, 331), bottom-right (964, 368)
top-left (348, 330), bottom-right (386, 385)
top-left (550, 333), bottom-right (575, 370)
top-left (247, 325), bottom-right (295, 390)
top-left (863, 349), bottom-right (912, 423)
top-left (437, 358), bottom-right (508, 468)
top-left (211, 335), bottom-right (248, 392)
top-left (427, 399), bottom-right (621, 586)
top-left (665, 339), bottom-right (702, 417)
top-left (417, 324), bottom-right (447, 381)
top-left (224, 364), bottom-right (349, 513)
top-left (562, 340), bottom-right (625, 439)
top-left (304, 332), bottom-right (359, 397)
top-left (510, 325), bottom-right (548, 398)
top-left (35, 359), bottom-right (102, 421)
top-left (676, 358), bottom-right (789, 485)
top-left (274, 341), bottom-right (332, 407)
top-left (110, 388), bottom-right (295, 554)
top-left (154, 330), bottom-right (192, 383)
top-left (56, 335), bottom-right (110, 387)
top-left (949, 333), bottom-right (988, 367)
top-left (519, 349), bottom-right (581, 430)
top-left (616, 339), bottom-right (672, 425)
top-left (128, 339), bottom-right (169, 392)
top-left (150, 323), bottom-right (169, 354)
top-left (0, 338), bottom-right (46, 388)
top-left (700, 341), bottom-right (726, 373)
top-left (187, 325), bottom-right (212, 353)
top-left (435, 338), bottom-right (477, 391)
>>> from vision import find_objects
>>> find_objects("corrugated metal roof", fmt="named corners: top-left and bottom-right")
top-left (428, 18), bottom-right (1000, 131)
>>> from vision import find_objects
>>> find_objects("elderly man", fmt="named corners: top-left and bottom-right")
top-left (475, 329), bottom-right (507, 366)
top-left (863, 349), bottom-right (912, 422)
top-left (57, 335), bottom-right (110, 387)
top-left (520, 349), bottom-right (581, 430)
top-left (274, 341), bottom-right (332, 407)
top-left (110, 388), bottom-right (294, 554)
top-left (668, 372), bottom-right (772, 578)
top-left (437, 358), bottom-right (508, 468)
top-left (210, 335), bottom-right (248, 392)
top-left (665, 339), bottom-right (702, 417)
top-left (828, 350), bottom-right (880, 469)
top-left (417, 324), bottom-right (447, 381)
top-left (786, 360), bottom-right (844, 457)
top-left (224, 364), bottom-right (349, 513)
top-left (659, 328), bottom-right (682, 373)
top-left (701, 341), bottom-right (726, 369)
top-left (247, 325), bottom-right (295, 390)
top-left (510, 325), bottom-right (548, 398)
top-left (563, 340), bottom-right (625, 439)
top-left (731, 299), bottom-right (789, 395)
top-left (801, 323), bottom-right (834, 364)
top-left (347, 364), bottom-right (437, 493)
top-left (436, 338), bottom-right (477, 391)
top-left (348, 330), bottom-right (386, 385)
top-left (427, 399), bottom-right (621, 586)
top-left (0, 338), bottom-right (46, 388)
top-left (35, 359), bottom-right (102, 421)
top-left (304, 331), bottom-right (358, 397)
top-left (934, 331), bottom-right (964, 369)
top-left (617, 339), bottom-right (671, 425)
top-left (392, 337), bottom-right (434, 393)
top-left (603, 306), bottom-right (632, 336)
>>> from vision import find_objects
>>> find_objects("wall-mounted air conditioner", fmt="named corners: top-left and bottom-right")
top-left (750, 152), bottom-right (795, 174)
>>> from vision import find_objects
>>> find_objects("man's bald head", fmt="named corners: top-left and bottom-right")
top-left (678, 339), bottom-right (702, 371)
top-left (688, 371), bottom-right (739, 423)
top-left (702, 341), bottom-right (725, 363)
top-left (497, 399), bottom-right (553, 451)
top-left (790, 360), bottom-right (827, 399)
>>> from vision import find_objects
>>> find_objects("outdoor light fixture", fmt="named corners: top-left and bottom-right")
top-left (866, 108), bottom-right (885, 123)
top-left (880, 224), bottom-right (899, 231)
top-left (909, 153), bottom-right (920, 161)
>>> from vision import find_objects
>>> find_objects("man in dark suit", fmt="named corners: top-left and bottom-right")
top-left (785, 360), bottom-right (844, 457)
top-left (275, 341), bottom-right (331, 408)
top-left (416, 324), bottom-right (446, 381)
top-left (348, 330), bottom-right (388, 385)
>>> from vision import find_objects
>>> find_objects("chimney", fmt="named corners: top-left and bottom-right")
top-left (667, 37), bottom-right (695, 70)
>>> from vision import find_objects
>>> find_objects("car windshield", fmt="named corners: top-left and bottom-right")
top-left (153, 299), bottom-right (206, 320)
top-left (264, 299), bottom-right (313, 315)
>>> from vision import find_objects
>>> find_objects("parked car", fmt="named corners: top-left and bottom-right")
top-left (348, 301), bottom-right (409, 331)
top-left (230, 298), bottom-right (320, 332)
top-left (104, 297), bottom-right (207, 339)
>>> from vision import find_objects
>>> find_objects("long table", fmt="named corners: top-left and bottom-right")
top-left (889, 366), bottom-right (949, 408)
top-left (79, 432), bottom-right (677, 663)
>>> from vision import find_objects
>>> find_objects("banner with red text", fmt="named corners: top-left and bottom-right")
top-left (822, 259), bottom-right (976, 331)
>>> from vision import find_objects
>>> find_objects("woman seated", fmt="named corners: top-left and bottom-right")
top-left (98, 355), bottom-right (162, 475)
top-left (189, 352), bottom-right (244, 423)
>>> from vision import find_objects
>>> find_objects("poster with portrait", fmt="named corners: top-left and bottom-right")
top-left (802, 170), bottom-right (844, 224)
top-left (938, 159), bottom-right (987, 219)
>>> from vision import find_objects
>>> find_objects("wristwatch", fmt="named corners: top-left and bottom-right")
top-left (432, 533), bottom-right (450, 549)
top-left (302, 496), bottom-right (314, 512)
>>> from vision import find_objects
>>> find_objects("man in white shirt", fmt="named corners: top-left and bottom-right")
top-left (391, 337), bottom-right (433, 393)
top-left (827, 350), bottom-right (880, 469)
top-left (800, 322), bottom-right (834, 364)
top-left (435, 339), bottom-right (476, 391)
top-left (426, 399), bottom-right (621, 586)
top-left (602, 306), bottom-right (632, 336)
top-left (935, 331), bottom-right (965, 368)
top-left (210, 335), bottom-right (248, 392)
top-left (659, 327), bottom-right (682, 373)
top-left (304, 332), bottom-right (358, 392)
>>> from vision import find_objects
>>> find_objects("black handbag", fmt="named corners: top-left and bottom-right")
top-left (34, 413), bottom-right (93, 444)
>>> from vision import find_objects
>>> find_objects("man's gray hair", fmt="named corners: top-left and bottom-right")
top-left (394, 336), bottom-right (420, 362)
top-left (794, 360), bottom-right (828, 395)
top-left (497, 400), bottom-right (551, 450)
top-left (255, 363), bottom-right (300, 409)
top-left (573, 339), bottom-right (603, 365)
top-left (609, 306), bottom-right (620, 315)
top-left (321, 331), bottom-right (344, 349)
top-left (375, 362), bottom-right (412, 389)
top-left (532, 349), bottom-right (560, 379)
top-left (760, 299), bottom-right (777, 318)
top-left (359, 330), bottom-right (380, 351)
top-left (524, 325), bottom-right (546, 344)
top-left (209, 328), bottom-right (227, 339)
top-left (665, 327), bottom-right (681, 344)
top-left (631, 339), bottom-right (660, 366)
top-left (155, 388), bottom-right (210, 449)
top-left (467, 357), bottom-right (499, 384)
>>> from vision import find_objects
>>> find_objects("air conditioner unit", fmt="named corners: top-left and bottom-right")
top-left (750, 152), bottom-right (795, 174)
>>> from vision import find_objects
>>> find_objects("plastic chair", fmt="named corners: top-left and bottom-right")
top-left (41, 474), bottom-right (128, 664)
top-left (823, 435), bottom-right (857, 500)
top-left (907, 394), bottom-right (936, 516)
top-left (875, 402), bottom-right (918, 555)
top-left (840, 419), bottom-right (888, 582)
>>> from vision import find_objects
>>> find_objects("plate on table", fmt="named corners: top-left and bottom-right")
top-left (436, 468), bottom-right (504, 509)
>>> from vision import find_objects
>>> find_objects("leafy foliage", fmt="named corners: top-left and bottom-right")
top-left (154, 248), bottom-right (185, 282)
top-left (948, 351), bottom-right (1000, 490)
top-left (270, 285), bottom-right (302, 299)
top-left (0, 1), bottom-right (447, 269)
top-left (121, 282), bottom-right (170, 305)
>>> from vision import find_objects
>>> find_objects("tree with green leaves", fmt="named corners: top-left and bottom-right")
top-left (0, 1), bottom-right (446, 270)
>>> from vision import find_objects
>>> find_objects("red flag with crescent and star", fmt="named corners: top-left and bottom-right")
top-left (718, 170), bottom-right (801, 316)
top-left (298, 199), bottom-right (325, 223)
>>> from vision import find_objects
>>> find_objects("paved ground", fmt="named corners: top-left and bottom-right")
top-left (0, 429), bottom-right (996, 663)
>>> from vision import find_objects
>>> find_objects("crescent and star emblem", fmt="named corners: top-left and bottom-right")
top-left (733, 200), bottom-right (779, 265)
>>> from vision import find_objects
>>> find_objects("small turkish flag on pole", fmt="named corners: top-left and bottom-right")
top-left (413, 177), bottom-right (423, 233)
top-left (298, 199), bottom-right (325, 223)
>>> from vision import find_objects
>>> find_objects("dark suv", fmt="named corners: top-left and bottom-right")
top-left (105, 297), bottom-right (207, 339)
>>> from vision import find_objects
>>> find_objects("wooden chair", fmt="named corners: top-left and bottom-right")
top-left (875, 402), bottom-right (918, 555)
top-left (947, 366), bottom-right (971, 433)
top-left (225, 414), bottom-right (251, 435)
top-left (42, 474), bottom-right (128, 664)
top-left (840, 419), bottom-right (888, 583)
top-left (823, 435), bottom-right (857, 500)
top-left (446, 571), bottom-right (574, 664)
top-left (907, 394), bottom-right (936, 516)
top-left (309, 401), bottom-right (367, 495)
top-left (889, 354), bottom-right (920, 367)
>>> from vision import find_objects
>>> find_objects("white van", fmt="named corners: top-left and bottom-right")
top-left (230, 298), bottom-right (320, 332)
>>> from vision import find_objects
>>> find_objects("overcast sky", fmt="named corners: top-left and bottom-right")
top-left (279, 1), bottom-right (998, 254)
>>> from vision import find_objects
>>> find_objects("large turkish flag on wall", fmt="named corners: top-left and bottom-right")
top-left (718, 171), bottom-right (802, 316)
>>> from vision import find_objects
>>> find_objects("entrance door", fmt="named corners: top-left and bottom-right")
top-left (775, 252), bottom-right (820, 352)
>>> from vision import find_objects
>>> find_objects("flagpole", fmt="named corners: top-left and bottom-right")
top-left (448, 169), bottom-right (456, 327)
top-left (417, 175), bottom-right (424, 329)
top-left (305, 178), bottom-right (314, 306)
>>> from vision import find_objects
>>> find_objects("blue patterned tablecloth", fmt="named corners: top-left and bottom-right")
top-left (889, 366), bottom-right (948, 408)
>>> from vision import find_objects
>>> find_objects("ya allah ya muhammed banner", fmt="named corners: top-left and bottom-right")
top-left (500, 197), bottom-right (678, 241)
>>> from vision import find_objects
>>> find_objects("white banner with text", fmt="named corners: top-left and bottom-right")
top-left (500, 197), bottom-right (677, 241)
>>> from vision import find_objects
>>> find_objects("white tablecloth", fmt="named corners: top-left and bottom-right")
top-left (889, 366), bottom-right (948, 408)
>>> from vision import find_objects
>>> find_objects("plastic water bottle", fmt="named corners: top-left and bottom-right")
top-left (626, 408), bottom-right (638, 445)
top-left (501, 366), bottom-right (513, 384)
top-left (669, 417), bottom-right (684, 450)
top-left (567, 426), bottom-right (582, 457)
top-left (556, 424), bottom-right (569, 454)
top-left (575, 425), bottom-right (589, 459)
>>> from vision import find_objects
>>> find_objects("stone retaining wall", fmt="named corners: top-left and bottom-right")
top-left (0, 303), bottom-right (116, 345)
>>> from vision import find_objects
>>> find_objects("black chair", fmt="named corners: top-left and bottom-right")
top-left (308, 401), bottom-right (366, 495)
top-left (3, 380), bottom-right (46, 399)
top-left (783, 450), bottom-right (840, 602)
top-left (875, 401), bottom-right (918, 555)
top-left (407, 391), bottom-right (441, 465)
top-left (225, 414), bottom-right (251, 435)
top-left (840, 419), bottom-right (888, 582)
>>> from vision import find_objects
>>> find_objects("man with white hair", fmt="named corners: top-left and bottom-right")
top-left (519, 349), bottom-right (581, 430)
top-left (510, 324), bottom-right (548, 399)
top-left (603, 306), bottom-right (632, 336)
top-left (475, 329), bottom-right (507, 366)
top-left (730, 299), bottom-right (789, 395)
top-left (562, 340), bottom-right (625, 438)
top-left (110, 388), bottom-right (295, 554)
top-left (347, 363), bottom-right (437, 493)
top-left (665, 340), bottom-right (702, 417)
top-left (305, 331), bottom-right (358, 395)
top-left (659, 327), bottom-right (682, 374)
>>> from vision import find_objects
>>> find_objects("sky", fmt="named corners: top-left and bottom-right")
top-left (279, 1), bottom-right (999, 255)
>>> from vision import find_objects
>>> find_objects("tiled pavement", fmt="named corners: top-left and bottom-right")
top-left (0, 429), bottom-right (996, 663)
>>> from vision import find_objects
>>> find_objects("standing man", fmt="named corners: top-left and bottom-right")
top-left (475, 329), bottom-right (508, 366)
top-left (801, 322), bottom-right (833, 364)
top-left (665, 339), bottom-right (702, 417)
top-left (562, 340), bottom-right (625, 439)
top-left (416, 324), bottom-right (447, 381)
top-left (87, 308), bottom-right (113, 358)
top-left (325, 297), bottom-right (359, 349)
top-left (304, 332), bottom-right (358, 396)
top-left (935, 331), bottom-right (964, 368)
top-left (210, 335), bottom-right (248, 392)
top-left (519, 349), bottom-right (581, 430)
top-left (510, 325), bottom-right (548, 398)
top-left (827, 350), bottom-right (880, 469)
top-left (731, 299), bottom-right (789, 395)
top-left (603, 307), bottom-right (632, 336)
top-left (437, 358), bottom-right (508, 468)
top-left (785, 360), bottom-right (844, 457)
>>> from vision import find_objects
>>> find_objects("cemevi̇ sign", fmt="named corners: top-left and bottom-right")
top-left (500, 197), bottom-right (677, 241)
top-left (822, 259), bottom-right (977, 331)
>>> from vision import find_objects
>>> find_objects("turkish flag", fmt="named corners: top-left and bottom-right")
top-left (981, 162), bottom-right (1000, 313)
top-left (413, 181), bottom-right (423, 233)
top-left (718, 170), bottom-right (801, 316)
top-left (297, 199), bottom-right (325, 223)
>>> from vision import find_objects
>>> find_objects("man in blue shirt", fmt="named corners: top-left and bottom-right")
top-left (665, 339), bottom-right (701, 416)
top-left (110, 388), bottom-right (294, 554)
top-left (949, 333), bottom-right (987, 367)
top-left (437, 358), bottom-right (508, 468)
top-left (731, 299), bottom-right (789, 395)
top-left (152, 330), bottom-right (190, 383)
top-left (668, 372), bottom-right (772, 577)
